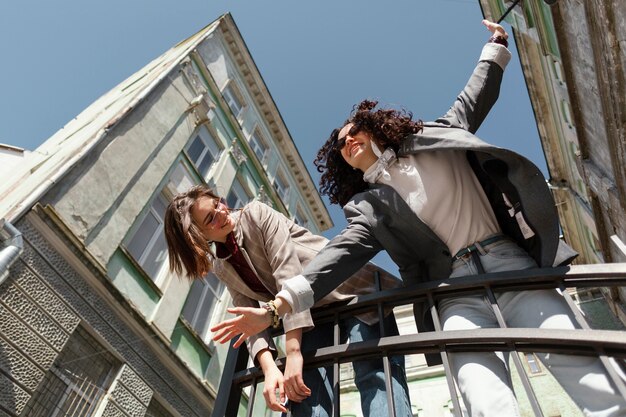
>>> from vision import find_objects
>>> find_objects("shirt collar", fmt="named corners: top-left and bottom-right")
top-left (363, 147), bottom-right (397, 183)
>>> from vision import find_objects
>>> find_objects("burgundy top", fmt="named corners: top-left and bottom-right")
top-left (215, 233), bottom-right (272, 296)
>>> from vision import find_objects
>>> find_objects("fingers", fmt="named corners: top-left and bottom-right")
top-left (263, 385), bottom-right (287, 413)
top-left (295, 374), bottom-right (311, 396)
top-left (278, 378), bottom-right (286, 405)
top-left (210, 316), bottom-right (238, 332)
top-left (284, 376), bottom-right (310, 402)
top-left (481, 19), bottom-right (508, 39)
top-left (213, 329), bottom-right (239, 344)
top-left (209, 307), bottom-right (253, 332)
top-left (233, 333), bottom-right (247, 349)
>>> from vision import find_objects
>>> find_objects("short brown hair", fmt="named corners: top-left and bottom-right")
top-left (164, 185), bottom-right (220, 279)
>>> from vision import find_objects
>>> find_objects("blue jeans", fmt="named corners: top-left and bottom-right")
top-left (439, 238), bottom-right (626, 417)
top-left (289, 314), bottom-right (412, 417)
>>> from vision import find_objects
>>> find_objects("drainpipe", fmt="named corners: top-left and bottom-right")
top-left (0, 218), bottom-right (23, 285)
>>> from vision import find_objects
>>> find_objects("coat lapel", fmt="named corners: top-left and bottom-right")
top-left (212, 209), bottom-right (273, 301)
top-left (368, 183), bottom-right (445, 247)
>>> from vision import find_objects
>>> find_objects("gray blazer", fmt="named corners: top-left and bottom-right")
top-left (298, 44), bottom-right (577, 335)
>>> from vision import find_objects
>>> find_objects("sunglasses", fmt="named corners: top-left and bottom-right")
top-left (334, 124), bottom-right (360, 151)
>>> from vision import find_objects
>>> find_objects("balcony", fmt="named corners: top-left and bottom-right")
top-left (212, 263), bottom-right (626, 417)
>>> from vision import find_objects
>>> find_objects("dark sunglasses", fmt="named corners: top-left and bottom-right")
top-left (334, 124), bottom-right (360, 151)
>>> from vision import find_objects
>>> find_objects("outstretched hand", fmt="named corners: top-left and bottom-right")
top-left (210, 306), bottom-right (271, 348)
top-left (482, 19), bottom-right (509, 39)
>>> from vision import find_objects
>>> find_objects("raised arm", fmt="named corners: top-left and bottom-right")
top-left (435, 20), bottom-right (512, 133)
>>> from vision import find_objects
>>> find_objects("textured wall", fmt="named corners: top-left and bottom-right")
top-left (0, 218), bottom-right (211, 417)
top-left (0, 241), bottom-right (80, 415)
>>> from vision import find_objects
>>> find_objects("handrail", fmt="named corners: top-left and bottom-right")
top-left (211, 263), bottom-right (626, 417)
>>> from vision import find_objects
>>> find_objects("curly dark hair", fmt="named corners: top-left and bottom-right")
top-left (314, 99), bottom-right (424, 206)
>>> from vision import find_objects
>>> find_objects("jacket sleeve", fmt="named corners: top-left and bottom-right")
top-left (227, 286), bottom-right (276, 364)
top-left (435, 43), bottom-right (511, 133)
top-left (249, 202), bottom-right (314, 333)
top-left (280, 200), bottom-right (384, 313)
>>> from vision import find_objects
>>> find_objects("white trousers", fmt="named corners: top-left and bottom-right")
top-left (439, 239), bottom-right (626, 417)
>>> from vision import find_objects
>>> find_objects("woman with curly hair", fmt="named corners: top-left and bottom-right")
top-left (212, 19), bottom-right (625, 417)
top-left (164, 185), bottom-right (411, 417)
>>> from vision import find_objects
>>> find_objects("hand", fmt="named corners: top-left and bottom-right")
top-left (284, 351), bottom-right (311, 403)
top-left (262, 365), bottom-right (288, 413)
top-left (482, 19), bottom-right (508, 39)
top-left (210, 307), bottom-right (271, 348)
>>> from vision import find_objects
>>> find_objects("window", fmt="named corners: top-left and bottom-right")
top-left (126, 193), bottom-right (169, 282)
top-left (181, 272), bottom-right (225, 340)
top-left (273, 171), bottom-right (290, 203)
top-left (126, 163), bottom-right (195, 284)
top-left (226, 178), bottom-right (252, 209)
top-left (294, 206), bottom-right (308, 228)
top-left (525, 353), bottom-right (542, 374)
top-left (22, 327), bottom-right (119, 417)
top-left (222, 82), bottom-right (245, 118)
top-left (249, 129), bottom-right (269, 163)
top-left (186, 127), bottom-right (221, 179)
top-left (560, 99), bottom-right (573, 127)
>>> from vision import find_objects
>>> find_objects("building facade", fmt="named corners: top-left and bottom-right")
top-left (478, 0), bottom-right (626, 328)
top-left (0, 14), bottom-right (331, 417)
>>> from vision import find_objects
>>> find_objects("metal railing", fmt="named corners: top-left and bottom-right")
top-left (211, 263), bottom-right (626, 417)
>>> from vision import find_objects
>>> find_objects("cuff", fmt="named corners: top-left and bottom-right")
top-left (282, 310), bottom-right (314, 333)
top-left (277, 274), bottom-right (315, 313)
top-left (247, 330), bottom-right (276, 366)
top-left (479, 42), bottom-right (512, 70)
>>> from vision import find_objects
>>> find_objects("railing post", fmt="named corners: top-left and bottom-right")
top-left (427, 292), bottom-right (463, 417)
top-left (211, 340), bottom-right (250, 417)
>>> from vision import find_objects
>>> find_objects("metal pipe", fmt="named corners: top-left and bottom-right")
top-left (0, 218), bottom-right (23, 285)
top-left (497, 0), bottom-right (522, 24)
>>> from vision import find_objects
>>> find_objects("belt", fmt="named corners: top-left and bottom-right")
top-left (454, 235), bottom-right (507, 260)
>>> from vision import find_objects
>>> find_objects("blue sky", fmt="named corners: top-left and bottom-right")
top-left (1, 0), bottom-right (544, 274)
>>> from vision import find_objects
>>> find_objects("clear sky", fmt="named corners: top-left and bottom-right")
top-left (1, 0), bottom-right (545, 275)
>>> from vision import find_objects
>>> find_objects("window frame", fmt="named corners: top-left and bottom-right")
top-left (184, 125), bottom-right (223, 180)
top-left (180, 272), bottom-right (225, 341)
top-left (226, 177), bottom-right (253, 209)
top-left (123, 162), bottom-right (197, 288)
top-left (249, 127), bottom-right (270, 165)
top-left (221, 80), bottom-right (246, 119)
top-left (272, 169), bottom-right (290, 204)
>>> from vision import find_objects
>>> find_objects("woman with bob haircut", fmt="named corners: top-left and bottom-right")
top-left (164, 185), bottom-right (411, 417)
top-left (211, 20), bottom-right (626, 417)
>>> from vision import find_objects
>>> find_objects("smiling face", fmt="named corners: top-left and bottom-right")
top-left (190, 197), bottom-right (235, 243)
top-left (337, 123), bottom-right (379, 172)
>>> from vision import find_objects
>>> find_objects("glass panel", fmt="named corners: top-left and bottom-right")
top-left (181, 273), bottom-right (224, 339)
top-left (250, 131), bottom-right (267, 162)
top-left (127, 194), bottom-right (169, 282)
top-left (223, 85), bottom-right (243, 116)
top-left (22, 327), bottom-right (119, 417)
top-left (197, 151), bottom-right (214, 177)
top-left (187, 135), bottom-right (206, 165)
top-left (526, 353), bottom-right (541, 374)
top-left (168, 164), bottom-right (195, 194)
top-left (226, 179), bottom-right (250, 209)
top-left (127, 211), bottom-right (159, 261)
top-left (142, 232), bottom-right (168, 280)
top-left (273, 174), bottom-right (289, 201)
top-left (182, 279), bottom-right (207, 322)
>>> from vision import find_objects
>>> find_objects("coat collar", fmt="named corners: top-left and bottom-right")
top-left (212, 206), bottom-right (273, 301)
top-left (366, 183), bottom-right (445, 248)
